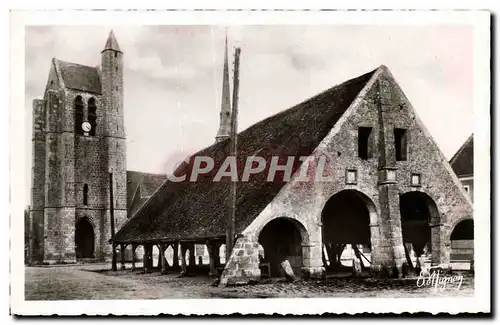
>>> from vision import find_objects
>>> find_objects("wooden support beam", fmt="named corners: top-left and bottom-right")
top-left (207, 241), bottom-right (217, 277)
top-left (188, 243), bottom-right (196, 266)
top-left (120, 243), bottom-right (126, 270)
top-left (173, 243), bottom-right (179, 268)
top-left (180, 244), bottom-right (187, 276)
top-left (142, 245), bottom-right (148, 273)
top-left (159, 243), bottom-right (167, 275)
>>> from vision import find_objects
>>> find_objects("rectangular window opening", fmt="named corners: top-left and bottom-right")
top-left (394, 128), bottom-right (408, 161)
top-left (358, 127), bottom-right (373, 160)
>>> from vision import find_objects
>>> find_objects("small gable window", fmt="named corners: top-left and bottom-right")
top-left (83, 184), bottom-right (89, 205)
top-left (88, 98), bottom-right (97, 136)
top-left (394, 128), bottom-right (408, 161)
top-left (74, 96), bottom-right (84, 135)
top-left (358, 127), bottom-right (373, 160)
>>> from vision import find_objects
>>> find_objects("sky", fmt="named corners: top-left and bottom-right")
top-left (24, 25), bottom-right (474, 204)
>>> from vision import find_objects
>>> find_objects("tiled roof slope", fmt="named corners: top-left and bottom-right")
top-left (126, 171), bottom-right (168, 217)
top-left (449, 134), bottom-right (474, 177)
top-left (114, 68), bottom-right (377, 243)
top-left (56, 59), bottom-right (102, 94)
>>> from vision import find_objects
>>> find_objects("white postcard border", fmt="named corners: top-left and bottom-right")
top-left (10, 9), bottom-right (491, 315)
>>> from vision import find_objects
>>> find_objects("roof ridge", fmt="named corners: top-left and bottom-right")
top-left (56, 59), bottom-right (99, 70)
top-left (127, 170), bottom-right (168, 177)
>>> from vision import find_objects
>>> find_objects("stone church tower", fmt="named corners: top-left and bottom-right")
top-left (30, 31), bottom-right (127, 264)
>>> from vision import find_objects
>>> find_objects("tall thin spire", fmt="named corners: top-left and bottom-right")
top-left (215, 32), bottom-right (232, 143)
top-left (102, 30), bottom-right (122, 53)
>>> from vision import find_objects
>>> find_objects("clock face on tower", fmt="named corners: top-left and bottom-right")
top-left (82, 122), bottom-right (91, 133)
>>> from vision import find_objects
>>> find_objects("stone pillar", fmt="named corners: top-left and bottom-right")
top-left (300, 223), bottom-right (325, 279)
top-left (180, 244), bottom-right (187, 276)
top-left (131, 244), bottom-right (137, 271)
top-left (219, 235), bottom-right (261, 287)
top-left (159, 243), bottom-right (167, 275)
top-left (207, 241), bottom-right (217, 277)
top-left (301, 241), bottom-right (325, 279)
top-left (172, 243), bottom-right (179, 268)
top-left (372, 77), bottom-right (406, 277)
top-left (376, 184), bottom-right (406, 277)
top-left (120, 244), bottom-right (126, 270)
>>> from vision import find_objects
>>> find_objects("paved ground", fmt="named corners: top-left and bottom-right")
top-left (25, 263), bottom-right (474, 300)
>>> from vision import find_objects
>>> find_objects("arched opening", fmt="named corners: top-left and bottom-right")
top-left (74, 96), bottom-right (84, 135)
top-left (88, 98), bottom-right (97, 136)
top-left (75, 217), bottom-right (95, 259)
top-left (258, 217), bottom-right (307, 277)
top-left (322, 190), bottom-right (373, 273)
top-left (83, 184), bottom-right (88, 205)
top-left (450, 219), bottom-right (474, 261)
top-left (399, 191), bottom-right (440, 266)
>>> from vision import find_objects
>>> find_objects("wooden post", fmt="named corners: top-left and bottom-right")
top-left (160, 243), bottom-right (167, 275)
top-left (173, 243), bottom-right (179, 268)
top-left (180, 244), bottom-right (187, 276)
top-left (120, 243), bottom-right (126, 270)
top-left (142, 245), bottom-right (148, 273)
top-left (109, 173), bottom-right (117, 271)
top-left (226, 47), bottom-right (241, 261)
top-left (188, 243), bottom-right (196, 266)
top-left (207, 242), bottom-right (217, 277)
top-left (147, 245), bottom-right (154, 271)
top-left (131, 244), bottom-right (137, 271)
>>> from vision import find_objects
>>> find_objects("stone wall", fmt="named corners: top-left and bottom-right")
top-left (220, 66), bottom-right (473, 285)
top-left (219, 235), bottom-right (261, 286)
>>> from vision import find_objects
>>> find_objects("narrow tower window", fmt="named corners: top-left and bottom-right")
top-left (358, 127), bottom-right (373, 160)
top-left (394, 128), bottom-right (408, 161)
top-left (74, 96), bottom-right (84, 135)
top-left (88, 98), bottom-right (97, 136)
top-left (83, 184), bottom-right (89, 205)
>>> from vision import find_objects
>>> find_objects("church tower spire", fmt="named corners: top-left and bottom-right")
top-left (102, 30), bottom-right (122, 53)
top-left (215, 33), bottom-right (232, 143)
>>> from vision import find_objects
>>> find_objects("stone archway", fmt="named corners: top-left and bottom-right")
top-left (75, 217), bottom-right (95, 259)
top-left (399, 191), bottom-right (440, 265)
top-left (450, 218), bottom-right (474, 261)
top-left (321, 190), bottom-right (376, 272)
top-left (258, 217), bottom-right (308, 277)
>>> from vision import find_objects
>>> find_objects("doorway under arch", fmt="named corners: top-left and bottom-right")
top-left (258, 217), bottom-right (308, 277)
top-left (75, 217), bottom-right (95, 259)
top-left (450, 218), bottom-right (474, 261)
top-left (399, 191), bottom-right (440, 265)
top-left (321, 190), bottom-right (375, 272)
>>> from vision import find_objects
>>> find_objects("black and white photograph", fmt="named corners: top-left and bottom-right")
top-left (9, 9), bottom-right (490, 315)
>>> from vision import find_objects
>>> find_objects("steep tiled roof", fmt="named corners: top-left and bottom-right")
top-left (449, 135), bottom-right (474, 177)
top-left (114, 68), bottom-right (377, 243)
top-left (56, 59), bottom-right (102, 94)
top-left (126, 171), bottom-right (168, 217)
